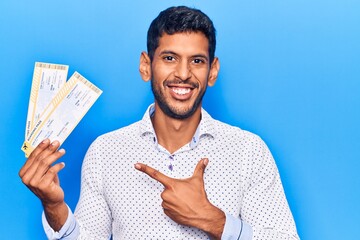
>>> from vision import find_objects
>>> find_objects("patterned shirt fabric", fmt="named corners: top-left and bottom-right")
top-left (43, 104), bottom-right (299, 239)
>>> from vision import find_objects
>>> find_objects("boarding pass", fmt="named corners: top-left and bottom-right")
top-left (22, 62), bottom-right (102, 157)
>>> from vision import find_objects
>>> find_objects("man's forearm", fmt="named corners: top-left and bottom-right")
top-left (43, 201), bottom-right (69, 231)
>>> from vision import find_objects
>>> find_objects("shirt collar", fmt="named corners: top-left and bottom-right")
top-left (139, 103), bottom-right (217, 147)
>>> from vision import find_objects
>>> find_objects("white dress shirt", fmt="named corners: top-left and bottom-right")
top-left (43, 104), bottom-right (299, 239)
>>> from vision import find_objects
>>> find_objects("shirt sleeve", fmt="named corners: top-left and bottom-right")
top-left (42, 205), bottom-right (79, 239)
top-left (221, 212), bottom-right (253, 240)
top-left (241, 136), bottom-right (300, 240)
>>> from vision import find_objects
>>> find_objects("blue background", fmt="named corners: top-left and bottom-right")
top-left (1, 0), bottom-right (359, 239)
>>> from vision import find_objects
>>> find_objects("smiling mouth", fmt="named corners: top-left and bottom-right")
top-left (165, 80), bottom-right (198, 99)
top-left (167, 85), bottom-right (196, 100)
top-left (171, 87), bottom-right (191, 95)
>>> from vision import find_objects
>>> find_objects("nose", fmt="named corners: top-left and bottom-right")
top-left (174, 60), bottom-right (192, 81)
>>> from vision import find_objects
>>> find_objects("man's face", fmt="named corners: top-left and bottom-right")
top-left (149, 32), bottom-right (217, 119)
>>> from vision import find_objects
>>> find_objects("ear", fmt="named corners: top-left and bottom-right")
top-left (139, 51), bottom-right (152, 82)
top-left (207, 57), bottom-right (220, 87)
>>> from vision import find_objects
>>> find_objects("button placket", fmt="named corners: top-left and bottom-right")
top-left (168, 154), bottom-right (174, 172)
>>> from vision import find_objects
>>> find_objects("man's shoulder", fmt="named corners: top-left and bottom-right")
top-left (94, 120), bottom-right (143, 143)
top-left (212, 118), bottom-right (261, 141)
top-left (212, 118), bottom-right (241, 133)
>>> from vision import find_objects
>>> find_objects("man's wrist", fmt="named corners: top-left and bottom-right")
top-left (43, 201), bottom-right (68, 231)
top-left (199, 204), bottom-right (226, 240)
top-left (42, 204), bottom-right (79, 239)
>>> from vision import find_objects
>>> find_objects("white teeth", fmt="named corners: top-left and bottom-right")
top-left (172, 88), bottom-right (191, 95)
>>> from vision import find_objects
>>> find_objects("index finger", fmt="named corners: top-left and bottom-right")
top-left (135, 163), bottom-right (173, 188)
top-left (19, 139), bottom-right (51, 177)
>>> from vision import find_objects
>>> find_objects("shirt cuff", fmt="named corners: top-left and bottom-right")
top-left (221, 212), bottom-right (253, 240)
top-left (42, 204), bottom-right (79, 240)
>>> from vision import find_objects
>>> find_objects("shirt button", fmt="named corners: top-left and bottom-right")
top-left (168, 155), bottom-right (174, 171)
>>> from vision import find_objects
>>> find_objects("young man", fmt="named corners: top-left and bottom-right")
top-left (19, 6), bottom-right (299, 240)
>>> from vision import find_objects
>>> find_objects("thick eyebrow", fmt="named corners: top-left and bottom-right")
top-left (159, 50), bottom-right (178, 56)
top-left (159, 50), bottom-right (209, 61)
top-left (192, 54), bottom-right (209, 61)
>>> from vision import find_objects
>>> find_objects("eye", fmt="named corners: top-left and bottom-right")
top-left (163, 56), bottom-right (175, 62)
top-left (192, 58), bottom-right (205, 64)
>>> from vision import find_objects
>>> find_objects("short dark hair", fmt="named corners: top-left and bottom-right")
top-left (147, 6), bottom-right (216, 63)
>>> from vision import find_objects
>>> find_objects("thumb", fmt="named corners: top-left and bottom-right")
top-left (193, 158), bottom-right (208, 178)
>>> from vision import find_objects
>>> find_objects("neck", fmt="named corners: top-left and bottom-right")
top-left (151, 104), bottom-right (201, 154)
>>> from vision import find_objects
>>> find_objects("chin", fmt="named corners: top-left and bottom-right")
top-left (162, 104), bottom-right (198, 119)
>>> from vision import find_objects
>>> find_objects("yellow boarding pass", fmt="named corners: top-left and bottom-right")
top-left (25, 62), bottom-right (69, 139)
top-left (22, 71), bottom-right (102, 157)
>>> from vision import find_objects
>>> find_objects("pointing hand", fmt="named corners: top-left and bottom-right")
top-left (135, 158), bottom-right (225, 239)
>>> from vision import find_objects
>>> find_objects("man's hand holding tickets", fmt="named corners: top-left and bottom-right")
top-left (20, 63), bottom-right (102, 231)
top-left (19, 139), bottom-right (68, 231)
